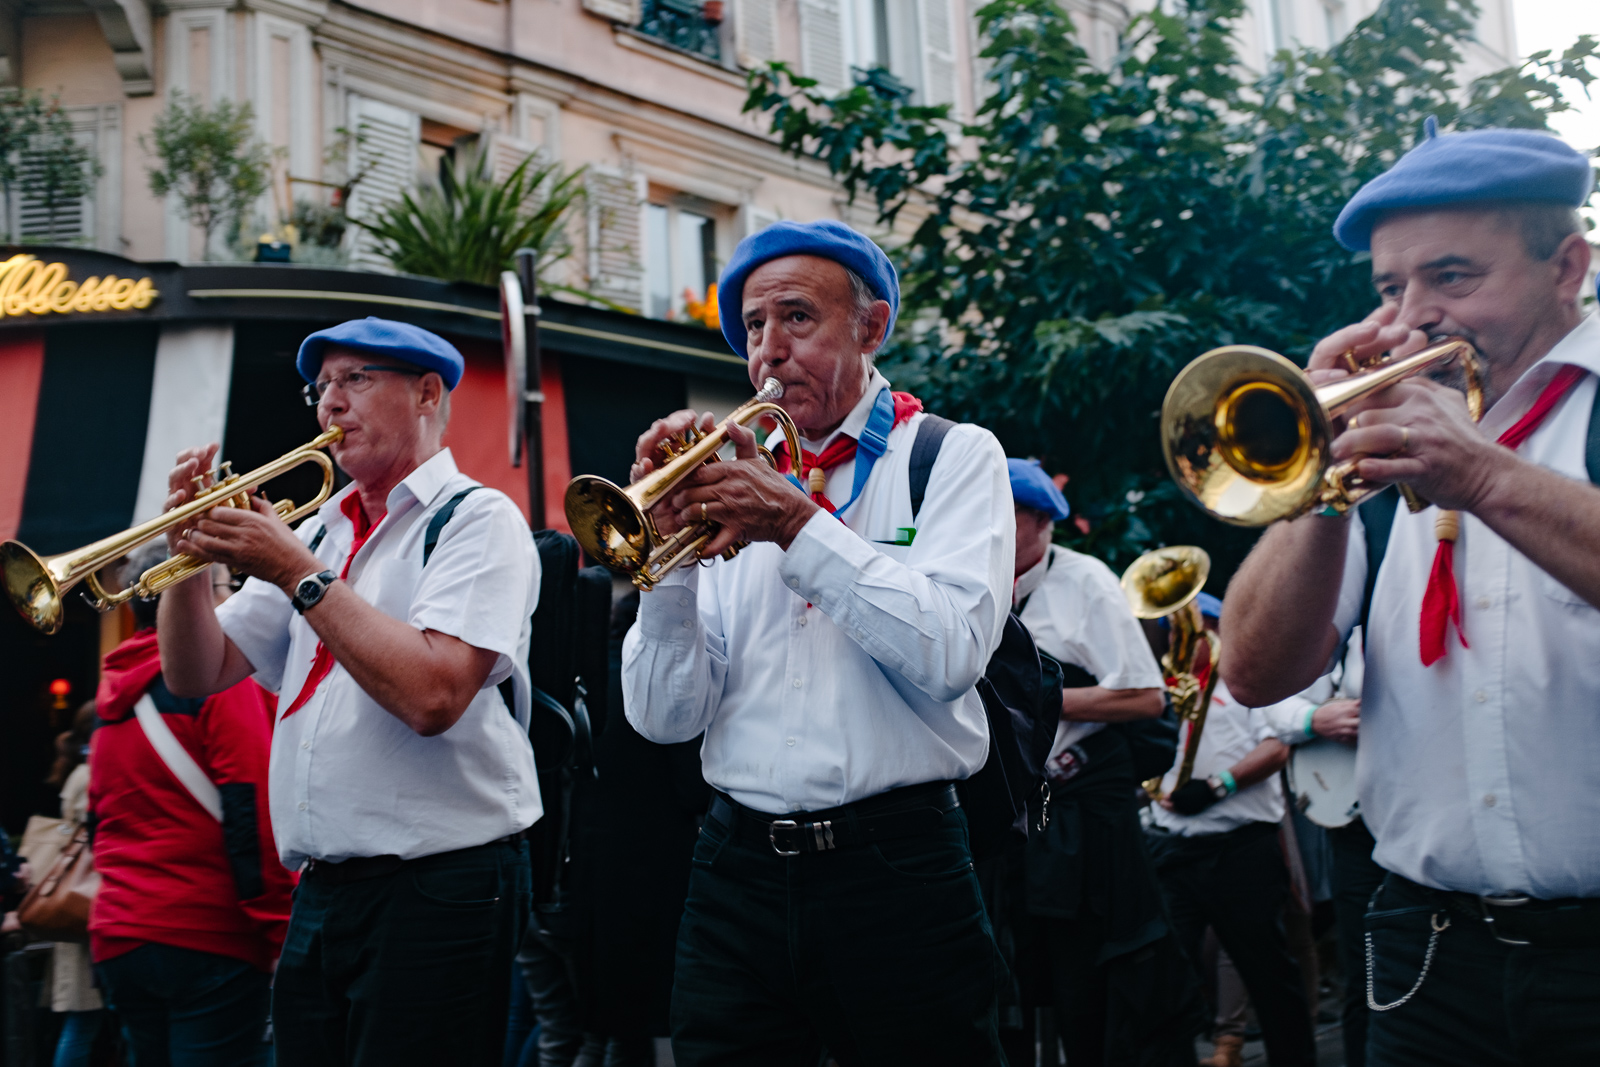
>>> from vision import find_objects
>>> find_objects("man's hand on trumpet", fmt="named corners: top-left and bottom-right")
top-left (164, 444), bottom-right (321, 594)
top-left (632, 409), bottom-right (819, 557)
top-left (1306, 304), bottom-right (1500, 513)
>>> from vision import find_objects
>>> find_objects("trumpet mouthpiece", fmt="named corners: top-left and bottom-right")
top-left (758, 377), bottom-right (785, 401)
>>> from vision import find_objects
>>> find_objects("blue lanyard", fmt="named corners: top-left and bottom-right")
top-left (785, 386), bottom-right (895, 518)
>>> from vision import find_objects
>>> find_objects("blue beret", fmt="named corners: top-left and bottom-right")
top-left (296, 317), bottom-right (465, 391)
top-left (1007, 458), bottom-right (1070, 521)
top-left (717, 220), bottom-right (899, 359)
top-left (1195, 592), bottom-right (1222, 620)
top-left (1334, 118), bottom-right (1595, 252)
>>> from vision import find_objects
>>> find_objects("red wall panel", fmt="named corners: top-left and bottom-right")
top-left (0, 332), bottom-right (46, 541)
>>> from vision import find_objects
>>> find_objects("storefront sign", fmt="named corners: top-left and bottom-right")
top-left (0, 254), bottom-right (159, 317)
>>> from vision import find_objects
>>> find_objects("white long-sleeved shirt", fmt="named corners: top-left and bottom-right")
top-left (623, 371), bottom-right (1014, 813)
top-left (1148, 680), bottom-right (1312, 836)
top-left (1327, 312), bottom-right (1600, 898)
top-left (1013, 544), bottom-right (1165, 762)
top-left (217, 449), bottom-right (542, 868)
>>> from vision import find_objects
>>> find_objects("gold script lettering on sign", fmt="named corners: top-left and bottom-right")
top-left (0, 254), bottom-right (159, 317)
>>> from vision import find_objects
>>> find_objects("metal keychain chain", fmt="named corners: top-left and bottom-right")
top-left (1366, 912), bottom-right (1450, 1011)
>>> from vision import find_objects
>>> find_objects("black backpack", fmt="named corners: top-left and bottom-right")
top-left (907, 417), bottom-right (1062, 859)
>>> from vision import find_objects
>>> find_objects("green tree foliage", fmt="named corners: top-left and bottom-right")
top-left (746, 0), bottom-right (1598, 580)
top-left (144, 94), bottom-right (274, 260)
top-left (0, 91), bottom-right (102, 244)
top-left (356, 148), bottom-right (585, 289)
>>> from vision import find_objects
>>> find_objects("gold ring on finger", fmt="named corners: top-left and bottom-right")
top-left (1349, 413), bottom-right (1360, 430)
top-left (701, 502), bottom-right (709, 524)
top-left (1400, 427), bottom-right (1410, 454)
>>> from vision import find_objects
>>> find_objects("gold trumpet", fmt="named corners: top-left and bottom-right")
top-left (565, 377), bottom-right (803, 591)
top-left (2, 427), bottom-right (344, 634)
top-left (1121, 545), bottom-right (1219, 801)
top-left (1161, 337), bottom-right (1482, 526)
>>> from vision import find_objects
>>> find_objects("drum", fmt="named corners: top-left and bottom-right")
top-left (1287, 739), bottom-right (1359, 828)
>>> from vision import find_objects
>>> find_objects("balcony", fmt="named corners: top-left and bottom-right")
top-left (636, 0), bottom-right (721, 62)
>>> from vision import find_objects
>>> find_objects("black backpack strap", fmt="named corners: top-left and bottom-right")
top-left (1357, 485), bottom-right (1400, 632)
top-left (1587, 375), bottom-right (1600, 486)
top-left (908, 415), bottom-right (957, 520)
top-left (307, 523), bottom-right (329, 554)
top-left (423, 487), bottom-right (484, 566)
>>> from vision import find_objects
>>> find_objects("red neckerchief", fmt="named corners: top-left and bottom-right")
top-left (1419, 364), bottom-right (1586, 666)
top-left (772, 392), bottom-right (923, 512)
top-left (282, 493), bottom-right (377, 719)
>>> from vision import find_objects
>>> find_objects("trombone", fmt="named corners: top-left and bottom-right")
top-left (564, 377), bottom-right (803, 591)
top-left (1161, 337), bottom-right (1482, 526)
top-left (1121, 545), bottom-right (1219, 801)
top-left (2, 428), bottom-right (344, 635)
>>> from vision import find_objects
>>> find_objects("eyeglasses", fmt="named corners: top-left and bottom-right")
top-left (302, 365), bottom-right (425, 406)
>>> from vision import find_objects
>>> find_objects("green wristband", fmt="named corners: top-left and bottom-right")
top-left (1217, 769), bottom-right (1238, 796)
top-left (1303, 706), bottom-right (1318, 739)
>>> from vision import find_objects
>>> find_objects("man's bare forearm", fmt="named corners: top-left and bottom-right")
top-left (1060, 686), bottom-right (1163, 723)
top-left (1221, 516), bottom-right (1350, 706)
top-left (1231, 738), bottom-right (1290, 790)
top-left (1473, 454), bottom-right (1600, 609)
top-left (157, 572), bottom-right (250, 697)
top-left (299, 582), bottom-right (496, 736)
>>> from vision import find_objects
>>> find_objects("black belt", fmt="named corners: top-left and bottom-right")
top-left (708, 781), bottom-right (960, 857)
top-left (1396, 875), bottom-right (1600, 949)
top-left (304, 832), bottom-right (525, 886)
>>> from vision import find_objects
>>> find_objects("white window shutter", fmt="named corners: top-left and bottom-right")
top-left (14, 106), bottom-right (113, 246)
top-left (919, 0), bottom-right (957, 111)
top-left (489, 134), bottom-right (541, 186)
top-left (799, 0), bottom-right (848, 93)
top-left (344, 96), bottom-right (419, 272)
top-left (741, 203), bottom-right (780, 239)
top-left (585, 168), bottom-right (645, 312)
top-left (734, 0), bottom-right (777, 69)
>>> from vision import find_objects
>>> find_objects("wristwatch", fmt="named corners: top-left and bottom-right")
top-left (1206, 775), bottom-right (1231, 801)
top-left (291, 570), bottom-right (338, 614)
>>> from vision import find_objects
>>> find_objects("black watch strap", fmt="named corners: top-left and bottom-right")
top-left (292, 570), bottom-right (338, 614)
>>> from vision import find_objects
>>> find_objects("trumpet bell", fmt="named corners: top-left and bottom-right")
top-left (2, 540), bottom-right (63, 634)
top-left (565, 476), bottom-right (650, 573)
top-left (1120, 545), bottom-right (1211, 620)
top-left (1162, 346), bottom-right (1331, 526)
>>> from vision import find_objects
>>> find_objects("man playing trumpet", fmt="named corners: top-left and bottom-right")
top-left (1223, 124), bottom-right (1600, 1064)
top-left (155, 318), bottom-right (541, 1066)
top-left (622, 220), bottom-right (1014, 1065)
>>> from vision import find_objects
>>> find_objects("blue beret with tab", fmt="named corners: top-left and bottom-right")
top-left (296, 317), bottom-right (465, 390)
top-left (1007, 458), bottom-right (1070, 521)
top-left (717, 220), bottom-right (900, 359)
top-left (1334, 118), bottom-right (1595, 252)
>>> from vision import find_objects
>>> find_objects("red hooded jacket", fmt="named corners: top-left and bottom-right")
top-left (89, 629), bottom-right (294, 971)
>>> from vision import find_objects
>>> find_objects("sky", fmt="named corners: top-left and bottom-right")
top-left (1511, 0), bottom-right (1600, 151)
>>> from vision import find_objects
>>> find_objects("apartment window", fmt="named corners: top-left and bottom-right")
top-left (420, 120), bottom-right (477, 184)
top-left (850, 0), bottom-right (956, 109)
top-left (646, 203), bottom-right (716, 321)
top-left (637, 0), bottom-right (722, 61)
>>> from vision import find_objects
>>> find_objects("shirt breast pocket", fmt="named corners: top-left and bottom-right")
top-left (1537, 571), bottom-right (1598, 613)
top-left (364, 558), bottom-right (422, 620)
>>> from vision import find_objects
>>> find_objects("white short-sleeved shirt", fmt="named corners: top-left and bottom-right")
top-left (1149, 680), bottom-right (1313, 836)
top-left (622, 371), bottom-right (1015, 813)
top-left (1327, 312), bottom-right (1600, 898)
top-left (217, 448), bottom-right (542, 868)
top-left (1013, 544), bottom-right (1165, 759)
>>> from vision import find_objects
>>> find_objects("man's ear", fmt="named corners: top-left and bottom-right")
top-left (1552, 232), bottom-right (1593, 305)
top-left (417, 372), bottom-right (445, 414)
top-left (861, 300), bottom-right (892, 355)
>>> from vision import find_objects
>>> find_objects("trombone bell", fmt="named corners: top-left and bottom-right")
top-left (1161, 338), bottom-right (1479, 526)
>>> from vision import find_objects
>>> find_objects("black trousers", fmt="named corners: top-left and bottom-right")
top-left (1146, 824), bottom-right (1315, 1067)
top-left (1327, 818), bottom-right (1384, 1067)
top-left (669, 798), bottom-right (1006, 1067)
top-left (1365, 874), bottom-right (1600, 1066)
top-left (273, 838), bottom-right (531, 1067)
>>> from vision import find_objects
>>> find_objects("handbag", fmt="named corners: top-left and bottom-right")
top-left (16, 823), bottom-right (98, 943)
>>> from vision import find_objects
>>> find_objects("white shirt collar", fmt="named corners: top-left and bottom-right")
top-left (316, 447), bottom-right (463, 527)
top-left (1481, 311), bottom-right (1600, 436)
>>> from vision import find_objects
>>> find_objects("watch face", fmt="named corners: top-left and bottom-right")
top-left (297, 579), bottom-right (320, 601)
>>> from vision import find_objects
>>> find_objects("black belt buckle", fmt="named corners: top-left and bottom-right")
top-left (768, 818), bottom-right (835, 856)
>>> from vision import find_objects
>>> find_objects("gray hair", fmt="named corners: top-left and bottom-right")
top-left (1508, 202), bottom-right (1585, 261)
top-left (843, 266), bottom-right (883, 354)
